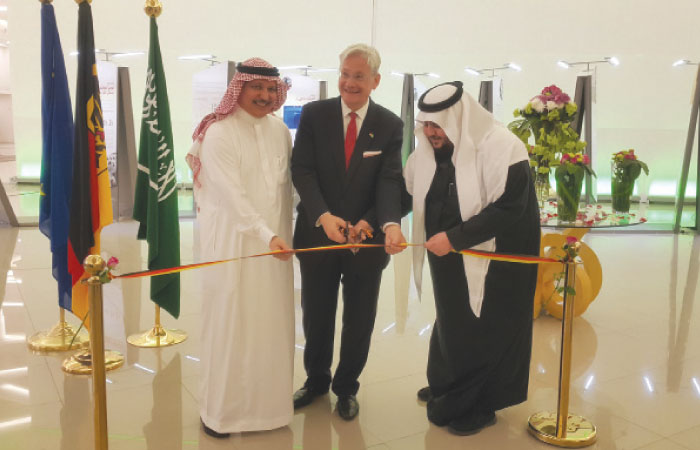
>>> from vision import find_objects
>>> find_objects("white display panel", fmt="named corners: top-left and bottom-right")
top-left (280, 73), bottom-right (322, 142)
top-left (191, 62), bottom-right (230, 132)
top-left (97, 61), bottom-right (118, 187)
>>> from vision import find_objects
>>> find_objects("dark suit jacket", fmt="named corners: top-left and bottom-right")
top-left (292, 97), bottom-right (404, 247)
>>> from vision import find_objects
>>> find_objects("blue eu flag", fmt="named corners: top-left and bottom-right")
top-left (40, 2), bottom-right (74, 311)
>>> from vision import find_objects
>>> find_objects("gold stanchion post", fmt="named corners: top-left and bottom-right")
top-left (528, 260), bottom-right (597, 447)
top-left (62, 258), bottom-right (124, 375)
top-left (85, 255), bottom-right (109, 450)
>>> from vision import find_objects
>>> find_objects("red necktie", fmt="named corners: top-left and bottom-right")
top-left (345, 112), bottom-right (357, 169)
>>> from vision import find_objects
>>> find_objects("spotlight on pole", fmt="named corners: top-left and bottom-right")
top-left (672, 59), bottom-right (699, 67)
top-left (606, 56), bottom-right (620, 66)
top-left (465, 63), bottom-right (522, 77)
top-left (464, 67), bottom-right (481, 76)
top-left (556, 57), bottom-right (620, 71)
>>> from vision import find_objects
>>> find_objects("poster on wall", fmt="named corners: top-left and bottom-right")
top-left (279, 73), bottom-right (322, 141)
top-left (97, 61), bottom-right (118, 187)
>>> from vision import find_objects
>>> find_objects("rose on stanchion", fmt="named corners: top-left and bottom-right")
top-left (611, 149), bottom-right (649, 213)
top-left (98, 256), bottom-right (119, 284)
top-left (555, 153), bottom-right (596, 222)
top-left (508, 85), bottom-right (587, 205)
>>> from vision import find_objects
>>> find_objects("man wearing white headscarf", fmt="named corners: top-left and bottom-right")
top-left (186, 58), bottom-right (294, 437)
top-left (404, 81), bottom-right (540, 435)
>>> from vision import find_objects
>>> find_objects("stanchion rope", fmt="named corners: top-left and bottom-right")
top-left (112, 242), bottom-right (563, 280)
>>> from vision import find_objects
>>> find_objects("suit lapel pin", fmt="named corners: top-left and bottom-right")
top-left (369, 132), bottom-right (374, 139)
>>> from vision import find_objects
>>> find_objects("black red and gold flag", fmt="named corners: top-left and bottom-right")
top-left (66, 1), bottom-right (113, 324)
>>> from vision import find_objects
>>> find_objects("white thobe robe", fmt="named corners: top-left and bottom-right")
top-left (196, 109), bottom-right (294, 432)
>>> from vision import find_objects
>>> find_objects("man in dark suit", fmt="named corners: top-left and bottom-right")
top-left (291, 43), bottom-right (406, 421)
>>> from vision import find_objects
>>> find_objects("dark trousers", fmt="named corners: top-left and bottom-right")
top-left (298, 246), bottom-right (388, 396)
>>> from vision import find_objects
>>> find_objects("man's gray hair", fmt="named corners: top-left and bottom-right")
top-left (339, 44), bottom-right (381, 75)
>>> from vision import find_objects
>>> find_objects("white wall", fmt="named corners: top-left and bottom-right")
top-left (7, 0), bottom-right (700, 194)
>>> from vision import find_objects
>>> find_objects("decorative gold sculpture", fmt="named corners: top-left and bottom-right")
top-left (534, 229), bottom-right (602, 319)
top-left (144, 0), bottom-right (162, 18)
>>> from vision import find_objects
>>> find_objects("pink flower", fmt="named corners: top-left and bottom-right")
top-left (107, 257), bottom-right (119, 269)
top-left (541, 85), bottom-right (563, 97)
top-left (565, 236), bottom-right (578, 245)
top-left (553, 93), bottom-right (571, 104)
top-left (582, 155), bottom-right (590, 165)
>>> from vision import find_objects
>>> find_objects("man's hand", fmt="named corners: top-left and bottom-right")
top-left (425, 232), bottom-right (453, 256)
top-left (185, 154), bottom-right (202, 189)
top-left (349, 220), bottom-right (374, 244)
top-left (384, 224), bottom-right (406, 255)
top-left (319, 213), bottom-right (348, 243)
top-left (269, 236), bottom-right (293, 261)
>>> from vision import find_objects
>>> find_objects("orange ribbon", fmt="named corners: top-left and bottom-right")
top-left (113, 243), bottom-right (561, 280)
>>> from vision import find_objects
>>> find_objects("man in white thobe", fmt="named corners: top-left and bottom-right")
top-left (187, 58), bottom-right (294, 438)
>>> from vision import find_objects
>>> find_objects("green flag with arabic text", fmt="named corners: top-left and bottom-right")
top-left (133, 17), bottom-right (180, 318)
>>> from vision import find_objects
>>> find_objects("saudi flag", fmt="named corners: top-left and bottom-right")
top-left (133, 17), bottom-right (180, 318)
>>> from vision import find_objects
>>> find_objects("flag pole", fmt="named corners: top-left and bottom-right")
top-left (128, 0), bottom-right (187, 348)
top-left (29, 0), bottom-right (91, 353)
top-left (62, 0), bottom-right (124, 375)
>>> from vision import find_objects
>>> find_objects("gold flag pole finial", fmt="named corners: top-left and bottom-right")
top-left (39, 0), bottom-right (54, 5)
top-left (145, 0), bottom-right (162, 18)
top-left (75, 0), bottom-right (93, 4)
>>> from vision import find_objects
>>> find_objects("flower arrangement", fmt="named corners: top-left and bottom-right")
top-left (558, 152), bottom-right (596, 176)
top-left (554, 236), bottom-right (581, 297)
top-left (98, 256), bottom-right (119, 284)
top-left (611, 149), bottom-right (649, 213)
top-left (509, 85), bottom-right (587, 203)
top-left (555, 153), bottom-right (596, 222)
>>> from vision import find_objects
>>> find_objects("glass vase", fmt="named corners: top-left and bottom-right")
top-left (611, 178), bottom-right (634, 213)
top-left (610, 162), bottom-right (636, 214)
top-left (533, 171), bottom-right (551, 208)
top-left (555, 166), bottom-right (584, 222)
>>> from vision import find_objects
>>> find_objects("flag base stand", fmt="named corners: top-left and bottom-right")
top-left (61, 349), bottom-right (124, 375)
top-left (27, 309), bottom-right (90, 353)
top-left (127, 324), bottom-right (187, 348)
top-left (127, 305), bottom-right (187, 348)
top-left (528, 412), bottom-right (597, 447)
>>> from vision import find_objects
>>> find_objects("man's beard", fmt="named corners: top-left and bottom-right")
top-left (433, 141), bottom-right (454, 162)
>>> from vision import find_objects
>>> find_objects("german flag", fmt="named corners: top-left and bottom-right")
top-left (66, 1), bottom-right (113, 324)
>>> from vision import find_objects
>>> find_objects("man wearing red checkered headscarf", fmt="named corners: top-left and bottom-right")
top-left (190, 57), bottom-right (295, 438)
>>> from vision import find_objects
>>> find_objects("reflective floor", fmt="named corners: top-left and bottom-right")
top-left (1, 221), bottom-right (700, 449)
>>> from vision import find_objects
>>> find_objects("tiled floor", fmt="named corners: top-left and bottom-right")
top-left (1, 219), bottom-right (700, 449)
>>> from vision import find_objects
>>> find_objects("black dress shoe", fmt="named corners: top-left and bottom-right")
top-left (336, 395), bottom-right (359, 420)
top-left (447, 411), bottom-right (496, 436)
top-left (417, 386), bottom-right (432, 402)
top-left (201, 419), bottom-right (230, 439)
top-left (293, 387), bottom-right (321, 409)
